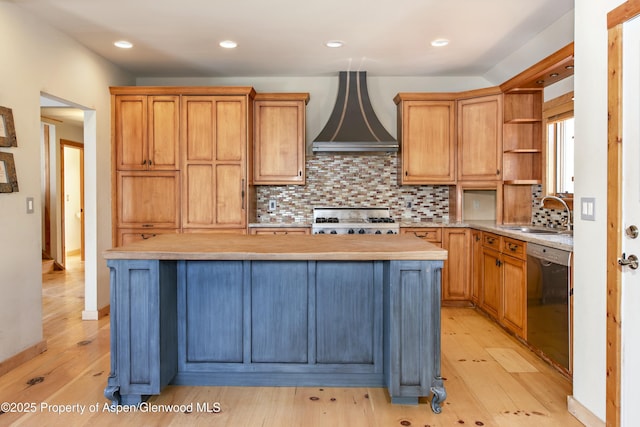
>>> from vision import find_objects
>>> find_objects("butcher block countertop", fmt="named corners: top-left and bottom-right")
top-left (104, 233), bottom-right (448, 261)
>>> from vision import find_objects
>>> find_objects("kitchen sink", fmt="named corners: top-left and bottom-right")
top-left (499, 225), bottom-right (571, 235)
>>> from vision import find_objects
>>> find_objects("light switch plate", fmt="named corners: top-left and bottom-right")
top-left (581, 197), bottom-right (596, 221)
top-left (26, 197), bottom-right (34, 214)
top-left (268, 199), bottom-right (277, 212)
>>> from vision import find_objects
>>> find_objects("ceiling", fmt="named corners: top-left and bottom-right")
top-left (15, 0), bottom-right (573, 78)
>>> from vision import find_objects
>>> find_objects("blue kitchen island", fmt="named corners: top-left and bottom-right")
top-left (103, 233), bottom-right (448, 413)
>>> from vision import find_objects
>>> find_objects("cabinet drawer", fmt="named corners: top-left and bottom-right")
top-left (501, 237), bottom-right (526, 260)
top-left (401, 227), bottom-right (442, 243)
top-left (482, 232), bottom-right (501, 250)
top-left (250, 227), bottom-right (310, 235)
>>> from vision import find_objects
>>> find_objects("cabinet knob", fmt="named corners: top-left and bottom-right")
top-left (141, 160), bottom-right (147, 165)
top-left (496, 169), bottom-right (500, 175)
top-left (299, 170), bottom-right (302, 176)
top-left (405, 171), bottom-right (408, 176)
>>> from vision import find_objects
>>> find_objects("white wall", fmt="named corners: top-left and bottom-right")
top-left (571, 0), bottom-right (625, 422)
top-left (483, 9), bottom-right (575, 85)
top-left (0, 3), bottom-right (132, 362)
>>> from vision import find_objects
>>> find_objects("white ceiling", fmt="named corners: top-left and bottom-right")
top-left (15, 0), bottom-right (573, 78)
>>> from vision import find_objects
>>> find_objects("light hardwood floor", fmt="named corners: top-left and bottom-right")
top-left (0, 258), bottom-right (583, 426)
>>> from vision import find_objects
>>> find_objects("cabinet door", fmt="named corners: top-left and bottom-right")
top-left (457, 95), bottom-right (503, 181)
top-left (117, 171), bottom-right (180, 229)
top-left (470, 230), bottom-right (483, 304)
top-left (115, 95), bottom-right (147, 170)
top-left (182, 96), bottom-right (247, 229)
top-left (254, 98), bottom-right (306, 184)
top-left (148, 96), bottom-right (180, 170)
top-left (481, 247), bottom-right (501, 319)
top-left (399, 100), bottom-right (456, 184)
top-left (442, 228), bottom-right (471, 302)
top-left (501, 255), bottom-right (527, 338)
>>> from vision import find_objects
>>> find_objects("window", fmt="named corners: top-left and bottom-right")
top-left (543, 92), bottom-right (574, 197)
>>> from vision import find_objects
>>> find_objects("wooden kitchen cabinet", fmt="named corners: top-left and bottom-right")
top-left (470, 229), bottom-right (483, 305)
top-left (116, 171), bottom-right (180, 229)
top-left (117, 228), bottom-right (180, 247)
top-left (402, 227), bottom-right (471, 305)
top-left (394, 95), bottom-right (456, 185)
top-left (441, 228), bottom-right (471, 304)
top-left (481, 245), bottom-right (502, 320)
top-left (479, 232), bottom-right (527, 337)
top-left (181, 95), bottom-right (249, 230)
top-left (401, 227), bottom-right (442, 243)
top-left (114, 95), bottom-right (180, 171)
top-left (111, 87), bottom-right (256, 245)
top-left (502, 89), bottom-right (542, 184)
top-left (249, 227), bottom-right (310, 235)
top-left (457, 94), bottom-right (503, 181)
top-left (253, 93), bottom-right (309, 185)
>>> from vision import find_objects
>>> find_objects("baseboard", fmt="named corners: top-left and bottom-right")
top-left (66, 249), bottom-right (81, 256)
top-left (82, 305), bottom-right (110, 321)
top-left (567, 395), bottom-right (605, 426)
top-left (0, 340), bottom-right (47, 377)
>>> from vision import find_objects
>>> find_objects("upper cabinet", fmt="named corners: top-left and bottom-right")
top-left (502, 89), bottom-right (543, 184)
top-left (253, 93), bottom-right (309, 185)
top-left (394, 94), bottom-right (456, 185)
top-left (457, 93), bottom-right (503, 182)
top-left (181, 95), bottom-right (249, 230)
top-left (114, 95), bottom-right (180, 171)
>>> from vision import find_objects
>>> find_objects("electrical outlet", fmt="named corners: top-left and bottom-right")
top-left (268, 199), bottom-right (277, 212)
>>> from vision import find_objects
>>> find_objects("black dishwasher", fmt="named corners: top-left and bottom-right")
top-left (526, 243), bottom-right (572, 371)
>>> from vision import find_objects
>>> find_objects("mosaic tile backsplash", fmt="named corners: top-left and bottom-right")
top-left (255, 154), bottom-right (450, 224)
top-left (531, 185), bottom-right (571, 228)
top-left (255, 155), bottom-right (560, 227)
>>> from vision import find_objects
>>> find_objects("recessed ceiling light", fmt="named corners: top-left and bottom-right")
top-left (430, 38), bottom-right (449, 47)
top-left (566, 65), bottom-right (574, 70)
top-left (114, 40), bottom-right (133, 49)
top-left (325, 40), bottom-right (344, 48)
top-left (550, 72), bottom-right (560, 78)
top-left (219, 40), bottom-right (238, 49)
top-left (536, 80), bottom-right (545, 85)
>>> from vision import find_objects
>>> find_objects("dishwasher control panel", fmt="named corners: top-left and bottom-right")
top-left (526, 243), bottom-right (571, 266)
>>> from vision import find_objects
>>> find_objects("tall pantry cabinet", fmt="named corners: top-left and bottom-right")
top-left (111, 87), bottom-right (255, 246)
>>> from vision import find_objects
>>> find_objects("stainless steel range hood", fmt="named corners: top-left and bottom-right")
top-left (312, 71), bottom-right (398, 153)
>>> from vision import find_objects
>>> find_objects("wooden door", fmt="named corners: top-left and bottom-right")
top-left (182, 96), bottom-right (247, 229)
top-left (399, 100), bottom-right (456, 184)
top-left (442, 228), bottom-right (471, 302)
top-left (470, 230), bottom-right (483, 304)
top-left (115, 95), bottom-right (147, 170)
top-left (148, 96), bottom-right (180, 170)
top-left (117, 171), bottom-right (180, 229)
top-left (501, 254), bottom-right (526, 338)
top-left (457, 95), bottom-right (503, 181)
top-left (481, 247), bottom-right (501, 319)
top-left (253, 97), bottom-right (306, 184)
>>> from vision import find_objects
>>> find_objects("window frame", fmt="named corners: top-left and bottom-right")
top-left (542, 91), bottom-right (574, 200)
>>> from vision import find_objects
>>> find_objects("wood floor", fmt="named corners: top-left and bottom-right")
top-left (0, 257), bottom-right (583, 426)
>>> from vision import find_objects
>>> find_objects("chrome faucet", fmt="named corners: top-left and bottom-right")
top-left (541, 195), bottom-right (573, 231)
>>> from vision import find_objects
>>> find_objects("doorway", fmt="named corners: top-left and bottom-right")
top-left (60, 140), bottom-right (84, 264)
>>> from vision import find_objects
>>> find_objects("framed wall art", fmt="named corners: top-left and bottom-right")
top-left (0, 152), bottom-right (19, 192)
top-left (0, 106), bottom-right (17, 147)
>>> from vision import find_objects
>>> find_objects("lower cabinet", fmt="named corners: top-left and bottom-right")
top-left (441, 228), bottom-right (471, 303)
top-left (480, 232), bottom-right (527, 338)
top-left (402, 227), bottom-right (471, 305)
top-left (470, 230), bottom-right (483, 305)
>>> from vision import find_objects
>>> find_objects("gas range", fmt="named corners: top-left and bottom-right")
top-left (312, 207), bottom-right (399, 235)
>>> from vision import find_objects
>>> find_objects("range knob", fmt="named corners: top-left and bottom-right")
top-left (358, 229), bottom-right (366, 234)
top-left (348, 229), bottom-right (355, 234)
top-left (330, 230), bottom-right (337, 234)
top-left (317, 230), bottom-right (325, 234)
top-left (375, 230), bottom-right (382, 234)
top-left (387, 230), bottom-right (395, 234)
